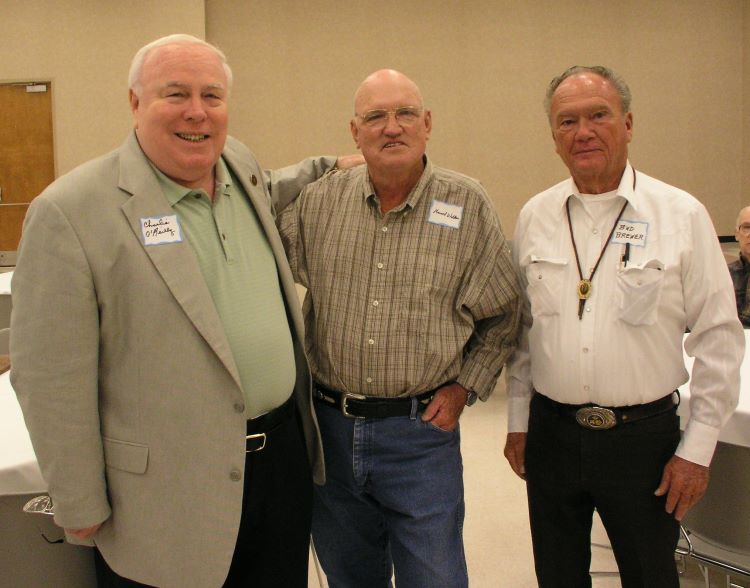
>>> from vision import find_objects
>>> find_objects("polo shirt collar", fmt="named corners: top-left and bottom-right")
top-left (150, 157), bottom-right (233, 206)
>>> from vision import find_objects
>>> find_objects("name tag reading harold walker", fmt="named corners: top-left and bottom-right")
top-left (611, 219), bottom-right (648, 247)
top-left (428, 199), bottom-right (463, 229)
top-left (141, 215), bottom-right (183, 246)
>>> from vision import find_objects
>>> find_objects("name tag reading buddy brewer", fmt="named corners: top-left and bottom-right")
top-left (611, 219), bottom-right (648, 247)
top-left (141, 215), bottom-right (183, 246)
top-left (428, 199), bottom-right (463, 229)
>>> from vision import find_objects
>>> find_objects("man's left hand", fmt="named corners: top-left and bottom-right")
top-left (421, 383), bottom-right (468, 432)
top-left (335, 154), bottom-right (365, 170)
top-left (654, 455), bottom-right (710, 520)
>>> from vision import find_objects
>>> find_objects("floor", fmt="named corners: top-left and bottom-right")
top-left (306, 384), bottom-right (747, 587)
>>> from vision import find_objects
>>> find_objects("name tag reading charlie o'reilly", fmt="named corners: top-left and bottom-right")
top-left (140, 215), bottom-right (183, 246)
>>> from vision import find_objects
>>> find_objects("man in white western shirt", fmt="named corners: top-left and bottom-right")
top-left (504, 65), bottom-right (744, 587)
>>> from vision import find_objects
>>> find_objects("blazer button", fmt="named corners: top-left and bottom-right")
top-left (230, 469), bottom-right (242, 482)
top-left (234, 403), bottom-right (245, 413)
top-left (251, 174), bottom-right (258, 186)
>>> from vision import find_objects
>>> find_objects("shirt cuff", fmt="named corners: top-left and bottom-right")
top-left (457, 364), bottom-right (498, 400)
top-left (675, 419), bottom-right (721, 467)
top-left (507, 395), bottom-right (531, 433)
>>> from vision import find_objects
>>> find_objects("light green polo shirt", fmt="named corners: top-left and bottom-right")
top-left (152, 158), bottom-right (295, 418)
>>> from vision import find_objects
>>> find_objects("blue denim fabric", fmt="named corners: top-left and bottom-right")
top-left (312, 399), bottom-right (468, 588)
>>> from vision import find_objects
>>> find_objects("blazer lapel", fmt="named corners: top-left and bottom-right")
top-left (117, 133), bottom-right (242, 390)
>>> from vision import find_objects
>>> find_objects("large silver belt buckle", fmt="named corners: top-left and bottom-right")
top-left (575, 406), bottom-right (616, 430)
top-left (341, 392), bottom-right (367, 418)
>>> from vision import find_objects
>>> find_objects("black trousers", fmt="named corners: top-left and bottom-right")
top-left (525, 393), bottom-right (681, 588)
top-left (95, 401), bottom-right (313, 588)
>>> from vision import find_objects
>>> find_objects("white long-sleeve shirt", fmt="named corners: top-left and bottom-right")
top-left (506, 163), bottom-right (744, 466)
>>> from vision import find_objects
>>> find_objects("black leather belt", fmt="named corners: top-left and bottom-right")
top-left (313, 383), bottom-right (437, 419)
top-left (246, 394), bottom-right (296, 452)
top-left (536, 391), bottom-right (678, 430)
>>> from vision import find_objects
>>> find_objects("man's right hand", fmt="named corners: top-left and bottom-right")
top-left (66, 523), bottom-right (101, 540)
top-left (504, 432), bottom-right (527, 479)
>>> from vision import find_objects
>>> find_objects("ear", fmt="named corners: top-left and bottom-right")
top-left (350, 118), bottom-right (361, 149)
top-left (129, 89), bottom-right (140, 128)
top-left (624, 112), bottom-right (633, 143)
top-left (423, 109), bottom-right (432, 140)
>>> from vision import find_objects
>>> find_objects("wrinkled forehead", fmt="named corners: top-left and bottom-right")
top-left (551, 73), bottom-right (622, 113)
top-left (354, 76), bottom-right (423, 113)
top-left (142, 43), bottom-right (227, 86)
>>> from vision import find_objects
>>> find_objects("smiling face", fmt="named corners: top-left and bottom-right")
top-left (350, 70), bottom-right (431, 179)
top-left (549, 72), bottom-right (632, 194)
top-left (129, 42), bottom-right (228, 192)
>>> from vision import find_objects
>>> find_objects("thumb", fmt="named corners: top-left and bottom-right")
top-left (421, 398), bottom-right (440, 422)
top-left (654, 466), bottom-right (671, 497)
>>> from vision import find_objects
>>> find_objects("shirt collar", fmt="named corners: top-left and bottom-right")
top-left (559, 161), bottom-right (639, 212)
top-left (150, 157), bottom-right (233, 206)
top-left (361, 155), bottom-right (433, 212)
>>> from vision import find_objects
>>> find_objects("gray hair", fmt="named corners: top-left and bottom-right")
top-left (544, 65), bottom-right (631, 119)
top-left (128, 34), bottom-right (233, 96)
top-left (736, 206), bottom-right (750, 228)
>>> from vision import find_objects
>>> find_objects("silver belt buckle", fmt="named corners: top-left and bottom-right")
top-left (575, 406), bottom-right (616, 430)
top-left (246, 432), bottom-right (267, 452)
top-left (341, 392), bottom-right (367, 418)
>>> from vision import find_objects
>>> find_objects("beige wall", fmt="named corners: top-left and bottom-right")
top-left (0, 0), bottom-right (205, 177)
top-left (1, 1), bottom-right (745, 233)
top-left (208, 0), bottom-right (745, 234)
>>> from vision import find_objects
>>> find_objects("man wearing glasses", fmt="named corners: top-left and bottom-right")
top-left (278, 69), bottom-right (521, 587)
top-left (730, 206), bottom-right (750, 326)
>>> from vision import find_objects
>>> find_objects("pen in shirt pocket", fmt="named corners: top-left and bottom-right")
top-left (620, 242), bottom-right (630, 269)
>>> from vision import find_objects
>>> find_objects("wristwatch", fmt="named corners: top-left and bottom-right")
top-left (465, 390), bottom-right (478, 406)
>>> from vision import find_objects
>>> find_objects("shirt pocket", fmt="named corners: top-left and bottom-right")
top-left (524, 256), bottom-right (568, 317)
top-left (616, 259), bottom-right (665, 326)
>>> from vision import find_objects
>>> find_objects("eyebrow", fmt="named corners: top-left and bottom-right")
top-left (161, 81), bottom-right (226, 92)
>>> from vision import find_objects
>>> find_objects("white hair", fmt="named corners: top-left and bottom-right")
top-left (128, 34), bottom-right (233, 95)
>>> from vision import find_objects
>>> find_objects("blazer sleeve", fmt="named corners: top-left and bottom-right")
top-left (264, 156), bottom-right (337, 215)
top-left (10, 195), bottom-right (111, 530)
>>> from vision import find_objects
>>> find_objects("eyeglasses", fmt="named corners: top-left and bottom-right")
top-left (738, 224), bottom-right (750, 236)
top-left (356, 106), bottom-right (423, 129)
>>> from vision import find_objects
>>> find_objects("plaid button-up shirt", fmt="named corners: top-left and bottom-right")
top-left (278, 159), bottom-right (521, 399)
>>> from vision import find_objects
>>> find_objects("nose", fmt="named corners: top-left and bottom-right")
top-left (382, 112), bottom-right (403, 135)
top-left (574, 118), bottom-right (595, 140)
top-left (184, 96), bottom-right (208, 122)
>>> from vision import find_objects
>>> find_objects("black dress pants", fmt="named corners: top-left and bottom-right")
top-left (525, 393), bottom-right (681, 588)
top-left (95, 400), bottom-right (313, 588)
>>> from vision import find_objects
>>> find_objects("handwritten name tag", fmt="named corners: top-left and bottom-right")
top-left (611, 219), bottom-right (648, 247)
top-left (427, 199), bottom-right (463, 229)
top-left (140, 215), bottom-right (183, 246)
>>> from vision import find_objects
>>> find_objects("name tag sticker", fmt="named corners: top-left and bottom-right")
top-left (427, 199), bottom-right (463, 229)
top-left (140, 215), bottom-right (183, 246)
top-left (611, 219), bottom-right (648, 247)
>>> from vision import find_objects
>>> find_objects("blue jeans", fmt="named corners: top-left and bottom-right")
top-left (312, 398), bottom-right (468, 588)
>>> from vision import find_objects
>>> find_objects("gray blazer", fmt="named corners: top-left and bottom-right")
top-left (10, 132), bottom-right (333, 587)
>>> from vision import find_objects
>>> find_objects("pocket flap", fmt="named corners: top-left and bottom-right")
top-left (103, 437), bottom-right (149, 474)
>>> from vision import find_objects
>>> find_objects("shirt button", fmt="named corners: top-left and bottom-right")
top-left (234, 403), bottom-right (245, 413)
top-left (366, 377), bottom-right (373, 383)
top-left (582, 348), bottom-right (589, 353)
top-left (381, 226), bottom-right (388, 232)
top-left (230, 469), bottom-right (242, 482)
top-left (537, 275), bottom-right (542, 280)
top-left (251, 175), bottom-right (258, 186)
top-left (583, 385), bottom-right (590, 391)
top-left (222, 233), bottom-right (227, 240)
top-left (194, 193), bottom-right (201, 199)
top-left (586, 307), bottom-right (591, 312)
top-left (373, 300), bottom-right (379, 306)
top-left (377, 263), bottom-right (384, 269)
top-left (592, 228), bottom-right (599, 235)
top-left (368, 339), bottom-right (375, 345)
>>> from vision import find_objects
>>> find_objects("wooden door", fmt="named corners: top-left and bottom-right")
top-left (0, 83), bottom-right (55, 262)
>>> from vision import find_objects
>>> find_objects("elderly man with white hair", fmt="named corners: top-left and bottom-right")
top-left (11, 34), bottom-right (353, 587)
